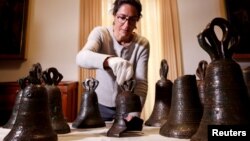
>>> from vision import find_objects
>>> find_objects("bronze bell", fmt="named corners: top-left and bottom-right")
top-left (196, 60), bottom-right (208, 108)
top-left (191, 18), bottom-right (250, 141)
top-left (42, 67), bottom-right (70, 134)
top-left (159, 75), bottom-right (203, 139)
top-left (145, 59), bottom-right (173, 127)
top-left (107, 79), bottom-right (143, 137)
top-left (72, 77), bottom-right (105, 128)
top-left (3, 77), bottom-right (28, 129)
top-left (4, 63), bottom-right (58, 141)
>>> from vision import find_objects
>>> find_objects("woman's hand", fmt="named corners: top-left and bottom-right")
top-left (107, 57), bottom-right (134, 85)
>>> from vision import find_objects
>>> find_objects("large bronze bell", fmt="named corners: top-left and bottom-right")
top-left (72, 77), bottom-right (105, 128)
top-left (191, 18), bottom-right (250, 141)
top-left (42, 67), bottom-right (70, 134)
top-left (145, 59), bottom-right (173, 127)
top-left (196, 60), bottom-right (208, 108)
top-left (3, 77), bottom-right (28, 129)
top-left (159, 75), bottom-right (203, 139)
top-left (4, 63), bottom-right (58, 141)
top-left (107, 79), bottom-right (143, 137)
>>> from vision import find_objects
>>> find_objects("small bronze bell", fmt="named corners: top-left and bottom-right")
top-left (191, 18), bottom-right (250, 141)
top-left (196, 60), bottom-right (208, 108)
top-left (42, 67), bottom-right (70, 134)
top-left (4, 63), bottom-right (58, 141)
top-left (3, 77), bottom-right (28, 129)
top-left (107, 79), bottom-right (143, 137)
top-left (145, 59), bottom-right (173, 127)
top-left (72, 77), bottom-right (105, 128)
top-left (159, 75), bottom-right (203, 139)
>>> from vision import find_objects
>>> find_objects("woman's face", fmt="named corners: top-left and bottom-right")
top-left (113, 4), bottom-right (138, 42)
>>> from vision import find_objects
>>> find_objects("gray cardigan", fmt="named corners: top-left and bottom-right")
top-left (76, 26), bottom-right (150, 107)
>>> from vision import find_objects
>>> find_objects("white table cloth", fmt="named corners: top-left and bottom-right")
top-left (0, 123), bottom-right (190, 141)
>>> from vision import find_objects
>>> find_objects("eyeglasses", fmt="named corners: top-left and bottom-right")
top-left (116, 14), bottom-right (138, 25)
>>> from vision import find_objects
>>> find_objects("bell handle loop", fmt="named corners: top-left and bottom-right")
top-left (221, 24), bottom-right (240, 59)
top-left (87, 78), bottom-right (99, 91)
top-left (210, 18), bottom-right (230, 58)
top-left (210, 17), bottom-right (239, 57)
top-left (42, 69), bottom-right (53, 85)
top-left (28, 63), bottom-right (43, 85)
top-left (83, 77), bottom-right (99, 91)
top-left (42, 67), bottom-right (63, 86)
top-left (197, 29), bottom-right (219, 61)
top-left (160, 59), bottom-right (168, 80)
top-left (200, 17), bottom-right (240, 60)
top-left (196, 60), bottom-right (208, 81)
top-left (82, 80), bottom-right (89, 91)
top-left (92, 79), bottom-right (99, 90)
top-left (18, 77), bottom-right (29, 89)
top-left (121, 79), bottom-right (136, 92)
top-left (48, 67), bottom-right (63, 86)
top-left (127, 79), bottom-right (135, 91)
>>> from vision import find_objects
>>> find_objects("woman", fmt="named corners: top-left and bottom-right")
top-left (76, 0), bottom-right (150, 121)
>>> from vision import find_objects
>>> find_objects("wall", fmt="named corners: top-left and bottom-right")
top-left (178, 0), bottom-right (224, 75)
top-left (0, 0), bottom-right (80, 82)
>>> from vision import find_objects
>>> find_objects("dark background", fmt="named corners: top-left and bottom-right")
top-left (0, 0), bottom-right (28, 60)
top-left (225, 0), bottom-right (250, 54)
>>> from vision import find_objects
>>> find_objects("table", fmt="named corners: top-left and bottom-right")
top-left (0, 123), bottom-right (189, 141)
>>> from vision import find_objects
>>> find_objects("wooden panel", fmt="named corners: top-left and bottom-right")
top-left (0, 82), bottom-right (19, 125)
top-left (58, 81), bottom-right (78, 122)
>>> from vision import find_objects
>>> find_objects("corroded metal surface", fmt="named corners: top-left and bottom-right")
top-left (160, 75), bottom-right (202, 139)
top-left (3, 77), bottom-right (28, 129)
top-left (145, 59), bottom-right (173, 127)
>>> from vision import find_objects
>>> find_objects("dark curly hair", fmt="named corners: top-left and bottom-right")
top-left (112, 0), bottom-right (142, 19)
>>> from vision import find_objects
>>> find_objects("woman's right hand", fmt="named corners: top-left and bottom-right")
top-left (107, 57), bottom-right (134, 85)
